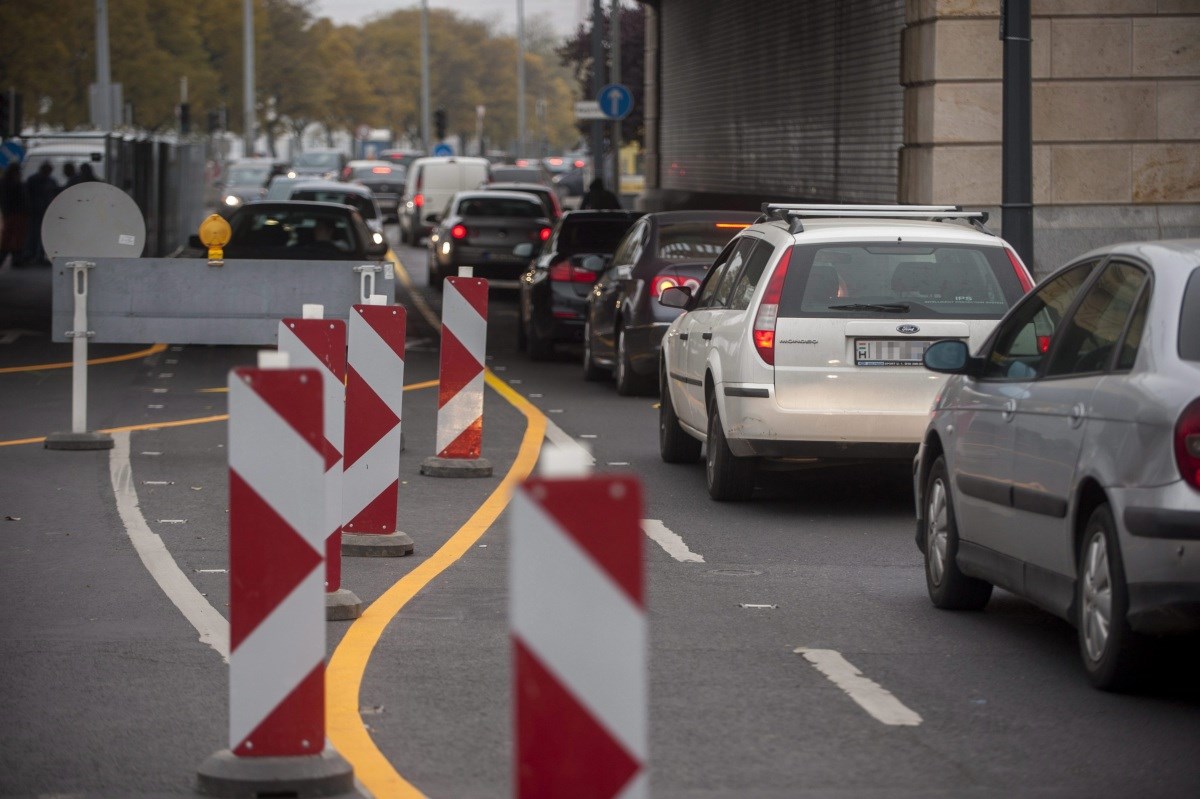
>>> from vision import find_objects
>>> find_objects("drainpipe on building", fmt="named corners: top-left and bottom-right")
top-left (1001, 0), bottom-right (1034, 269)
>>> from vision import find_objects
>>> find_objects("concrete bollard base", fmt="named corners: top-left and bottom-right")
top-left (342, 531), bottom-right (414, 557)
top-left (420, 456), bottom-right (493, 478)
top-left (44, 431), bottom-right (114, 451)
top-left (325, 588), bottom-right (363, 621)
top-left (196, 748), bottom-right (361, 798)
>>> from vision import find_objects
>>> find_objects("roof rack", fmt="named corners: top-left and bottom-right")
top-left (758, 203), bottom-right (993, 235)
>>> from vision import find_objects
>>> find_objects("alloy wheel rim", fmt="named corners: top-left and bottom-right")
top-left (927, 478), bottom-right (948, 586)
top-left (1081, 533), bottom-right (1113, 662)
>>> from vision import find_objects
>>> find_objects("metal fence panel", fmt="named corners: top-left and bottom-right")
top-left (52, 258), bottom-right (396, 345)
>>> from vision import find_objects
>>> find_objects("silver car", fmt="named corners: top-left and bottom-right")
top-left (914, 239), bottom-right (1200, 690)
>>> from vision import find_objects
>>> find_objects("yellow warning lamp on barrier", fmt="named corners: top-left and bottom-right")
top-left (199, 214), bottom-right (232, 267)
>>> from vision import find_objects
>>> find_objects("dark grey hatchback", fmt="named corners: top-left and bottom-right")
top-left (583, 210), bottom-right (758, 394)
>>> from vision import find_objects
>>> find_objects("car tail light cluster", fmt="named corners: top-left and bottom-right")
top-left (450, 224), bottom-right (468, 240)
top-left (752, 246), bottom-right (793, 366)
top-left (539, 227), bottom-right (552, 242)
top-left (413, 193), bottom-right (424, 208)
top-left (549, 262), bottom-right (598, 283)
top-left (1006, 247), bottom-right (1035, 293)
top-left (651, 274), bottom-right (701, 298)
top-left (1176, 398), bottom-right (1200, 490)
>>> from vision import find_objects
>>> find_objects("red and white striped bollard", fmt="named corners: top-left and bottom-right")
top-left (421, 273), bottom-right (492, 477)
top-left (510, 450), bottom-right (647, 797)
top-left (196, 355), bottom-right (357, 796)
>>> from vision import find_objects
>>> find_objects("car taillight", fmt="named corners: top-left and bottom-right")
top-left (549, 262), bottom-right (598, 283)
top-left (539, 227), bottom-right (552, 242)
top-left (451, 224), bottom-right (468, 240)
top-left (1037, 335), bottom-right (1051, 354)
top-left (752, 246), bottom-right (793, 366)
top-left (413, 193), bottom-right (424, 208)
top-left (341, 166), bottom-right (352, 180)
top-left (1176, 398), bottom-right (1200, 491)
top-left (1006, 246), bottom-right (1034, 293)
top-left (651, 275), bottom-right (678, 298)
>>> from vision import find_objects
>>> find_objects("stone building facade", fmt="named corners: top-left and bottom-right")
top-left (638, 0), bottom-right (1199, 276)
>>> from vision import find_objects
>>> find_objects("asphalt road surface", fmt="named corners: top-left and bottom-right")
top-left (2, 224), bottom-right (1198, 798)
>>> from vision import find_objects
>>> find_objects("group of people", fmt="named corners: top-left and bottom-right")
top-left (0, 161), bottom-right (97, 268)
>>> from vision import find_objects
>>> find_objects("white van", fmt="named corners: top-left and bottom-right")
top-left (399, 156), bottom-right (490, 244)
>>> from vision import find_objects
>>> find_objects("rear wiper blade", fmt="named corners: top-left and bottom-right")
top-left (827, 302), bottom-right (910, 313)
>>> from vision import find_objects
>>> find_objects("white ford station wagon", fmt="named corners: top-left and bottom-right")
top-left (657, 204), bottom-right (1034, 501)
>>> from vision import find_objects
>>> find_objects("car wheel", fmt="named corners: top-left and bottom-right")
top-left (705, 394), bottom-right (755, 501)
top-left (660, 364), bottom-right (701, 464)
top-left (528, 316), bottom-right (554, 361)
top-left (582, 320), bottom-right (605, 381)
top-left (924, 456), bottom-right (993, 610)
top-left (615, 326), bottom-right (654, 396)
top-left (1078, 503), bottom-right (1144, 691)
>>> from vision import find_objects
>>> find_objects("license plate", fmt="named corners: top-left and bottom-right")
top-left (855, 338), bottom-right (932, 366)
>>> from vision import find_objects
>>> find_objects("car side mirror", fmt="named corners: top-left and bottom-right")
top-left (616, 265), bottom-right (633, 280)
top-left (923, 339), bottom-right (976, 374)
top-left (513, 242), bottom-right (535, 258)
top-left (659, 285), bottom-right (693, 310)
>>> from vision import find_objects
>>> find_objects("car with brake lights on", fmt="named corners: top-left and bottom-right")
top-left (655, 204), bottom-right (1034, 501)
top-left (426, 191), bottom-right (552, 288)
top-left (914, 239), bottom-right (1200, 691)
top-left (517, 209), bottom-right (644, 360)
top-left (483, 181), bottom-right (562, 222)
top-left (583, 210), bottom-right (758, 394)
top-left (342, 160), bottom-right (405, 220)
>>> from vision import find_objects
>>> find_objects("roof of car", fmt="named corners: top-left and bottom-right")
top-left (486, 182), bottom-right (552, 192)
top-left (454, 190), bottom-right (545, 203)
top-left (561, 209), bottom-right (644, 219)
top-left (760, 217), bottom-right (1005, 246)
top-left (286, 180), bottom-right (371, 196)
top-left (1075, 238), bottom-right (1200, 267)
top-left (346, 160), bottom-right (394, 168)
top-left (239, 200), bottom-right (361, 215)
top-left (644, 209), bottom-right (761, 224)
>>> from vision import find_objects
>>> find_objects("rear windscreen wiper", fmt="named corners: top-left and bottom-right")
top-left (827, 303), bottom-right (910, 313)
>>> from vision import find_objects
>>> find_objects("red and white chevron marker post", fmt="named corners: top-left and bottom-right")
top-left (341, 301), bottom-right (414, 557)
top-left (278, 307), bottom-right (362, 620)
top-left (196, 357), bottom-right (357, 797)
top-left (510, 451), bottom-right (647, 798)
top-left (420, 274), bottom-right (493, 477)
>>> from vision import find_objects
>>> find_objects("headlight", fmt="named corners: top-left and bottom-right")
top-left (441, 241), bottom-right (451, 255)
top-left (287, 171), bottom-right (297, 178)
top-left (224, 195), bottom-right (241, 206)
top-left (372, 232), bottom-right (384, 244)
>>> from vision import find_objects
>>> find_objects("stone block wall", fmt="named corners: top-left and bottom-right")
top-left (901, 0), bottom-right (1200, 275)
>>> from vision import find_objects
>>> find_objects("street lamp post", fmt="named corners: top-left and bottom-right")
top-left (243, 0), bottom-right (255, 156)
top-left (421, 0), bottom-right (431, 153)
top-left (517, 0), bottom-right (526, 160)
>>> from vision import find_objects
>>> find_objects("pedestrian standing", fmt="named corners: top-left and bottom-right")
top-left (579, 178), bottom-right (622, 210)
top-left (0, 163), bottom-right (31, 268)
top-left (61, 162), bottom-right (77, 186)
top-left (69, 162), bottom-right (98, 186)
top-left (24, 162), bottom-right (58, 265)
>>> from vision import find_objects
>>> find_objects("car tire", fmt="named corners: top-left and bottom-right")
top-left (705, 395), bottom-right (755, 501)
top-left (528, 316), bottom-right (554, 361)
top-left (582, 320), bottom-right (605, 381)
top-left (660, 365), bottom-right (701, 464)
top-left (615, 326), bottom-right (654, 396)
top-left (923, 456), bottom-right (993, 611)
top-left (1077, 503), bottom-right (1145, 691)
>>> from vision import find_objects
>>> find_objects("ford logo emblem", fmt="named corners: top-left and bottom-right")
top-left (897, 324), bottom-right (920, 335)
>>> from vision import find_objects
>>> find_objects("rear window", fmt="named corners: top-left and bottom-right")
top-left (291, 190), bottom-right (376, 218)
top-left (227, 165), bottom-right (271, 185)
top-left (456, 197), bottom-right (544, 218)
top-left (293, 152), bottom-right (341, 169)
top-left (657, 222), bottom-right (742, 261)
top-left (230, 208), bottom-right (359, 255)
top-left (778, 242), bottom-right (1025, 318)
top-left (1181, 267), bottom-right (1200, 362)
top-left (557, 218), bottom-right (639, 256)
top-left (491, 167), bottom-right (542, 183)
top-left (351, 165), bottom-right (402, 181)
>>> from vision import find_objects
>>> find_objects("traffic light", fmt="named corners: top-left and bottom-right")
top-left (434, 107), bottom-right (447, 140)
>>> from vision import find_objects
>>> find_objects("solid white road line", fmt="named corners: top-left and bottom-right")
top-left (642, 519), bottom-right (705, 563)
top-left (794, 648), bottom-right (922, 726)
top-left (110, 432), bottom-right (230, 661)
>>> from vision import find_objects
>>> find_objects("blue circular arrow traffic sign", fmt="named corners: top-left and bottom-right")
top-left (597, 83), bottom-right (633, 121)
top-left (432, 143), bottom-right (453, 157)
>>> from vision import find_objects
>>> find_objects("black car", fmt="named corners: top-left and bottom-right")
top-left (343, 160), bottom-right (405, 220)
top-left (176, 201), bottom-right (388, 261)
top-left (426, 191), bottom-right (552, 288)
top-left (484, 182), bottom-right (562, 221)
top-left (517, 210), bottom-right (644, 360)
top-left (583, 210), bottom-right (758, 394)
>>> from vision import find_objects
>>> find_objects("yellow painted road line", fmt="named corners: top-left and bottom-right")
top-left (0, 342), bottom-right (168, 374)
top-left (327, 370), bottom-right (546, 799)
top-left (389, 250), bottom-right (441, 332)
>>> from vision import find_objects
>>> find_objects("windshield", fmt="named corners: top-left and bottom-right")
top-left (226, 165), bottom-right (271, 185)
top-left (778, 242), bottom-right (1025, 319)
top-left (455, 197), bottom-right (544, 218)
top-left (291, 189), bottom-right (376, 219)
top-left (656, 222), bottom-right (741, 261)
top-left (293, 151), bottom-right (341, 169)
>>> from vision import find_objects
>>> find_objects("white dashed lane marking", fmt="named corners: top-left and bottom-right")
top-left (642, 519), bottom-right (705, 563)
top-left (794, 648), bottom-right (922, 727)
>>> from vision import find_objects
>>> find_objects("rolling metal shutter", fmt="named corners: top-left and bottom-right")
top-left (658, 0), bottom-right (904, 203)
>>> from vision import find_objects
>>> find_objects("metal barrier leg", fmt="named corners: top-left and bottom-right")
top-left (45, 261), bottom-right (114, 451)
